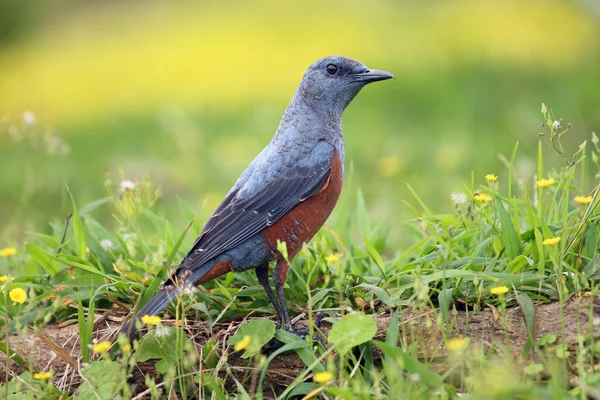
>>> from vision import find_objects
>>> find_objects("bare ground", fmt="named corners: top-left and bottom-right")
top-left (2, 293), bottom-right (599, 397)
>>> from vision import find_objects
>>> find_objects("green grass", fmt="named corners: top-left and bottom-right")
top-left (1, 105), bottom-right (599, 399)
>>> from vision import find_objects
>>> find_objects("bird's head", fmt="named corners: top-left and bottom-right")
top-left (295, 56), bottom-right (394, 115)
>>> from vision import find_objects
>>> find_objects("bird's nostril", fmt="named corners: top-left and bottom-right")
top-left (364, 69), bottom-right (370, 73)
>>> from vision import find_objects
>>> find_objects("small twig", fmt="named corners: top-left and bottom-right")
top-left (56, 213), bottom-right (72, 255)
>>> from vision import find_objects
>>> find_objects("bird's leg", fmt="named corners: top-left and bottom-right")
top-left (255, 262), bottom-right (283, 318)
top-left (273, 259), bottom-right (294, 332)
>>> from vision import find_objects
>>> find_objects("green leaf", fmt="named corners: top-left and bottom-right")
top-left (75, 360), bottom-right (125, 399)
top-left (256, 340), bottom-right (308, 398)
top-left (227, 319), bottom-right (276, 359)
top-left (274, 330), bottom-right (319, 371)
top-left (0, 341), bottom-right (29, 371)
top-left (585, 222), bottom-right (597, 259)
top-left (329, 312), bottom-right (377, 355)
top-left (494, 195), bottom-right (521, 260)
top-left (137, 327), bottom-right (182, 374)
top-left (438, 288), bottom-right (453, 323)
top-left (364, 237), bottom-right (387, 280)
top-left (536, 333), bottom-right (557, 346)
top-left (516, 292), bottom-right (535, 358)
top-left (25, 243), bottom-right (60, 275)
top-left (68, 188), bottom-right (87, 260)
top-left (523, 363), bottom-right (544, 376)
top-left (374, 341), bottom-right (443, 388)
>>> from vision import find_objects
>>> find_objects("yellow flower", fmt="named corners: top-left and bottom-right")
top-left (574, 196), bottom-right (593, 204)
top-left (141, 314), bottom-right (161, 326)
top-left (473, 193), bottom-right (492, 202)
top-left (542, 237), bottom-right (561, 246)
top-left (234, 335), bottom-right (251, 351)
top-left (120, 343), bottom-right (131, 353)
top-left (91, 341), bottom-right (111, 354)
top-left (490, 286), bottom-right (509, 295)
top-left (485, 174), bottom-right (498, 183)
top-left (0, 275), bottom-right (8, 283)
top-left (536, 178), bottom-right (555, 187)
top-left (446, 337), bottom-right (468, 351)
top-left (9, 288), bottom-right (27, 304)
top-left (325, 252), bottom-right (343, 264)
top-left (313, 371), bottom-right (334, 384)
top-left (33, 371), bottom-right (53, 381)
top-left (0, 247), bottom-right (17, 257)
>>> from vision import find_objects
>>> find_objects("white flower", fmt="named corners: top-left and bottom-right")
top-left (552, 120), bottom-right (561, 130)
top-left (119, 180), bottom-right (135, 192)
top-left (100, 239), bottom-right (114, 251)
top-left (451, 192), bottom-right (467, 205)
top-left (155, 327), bottom-right (170, 337)
top-left (23, 111), bottom-right (36, 126)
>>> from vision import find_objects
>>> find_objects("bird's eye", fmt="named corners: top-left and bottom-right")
top-left (326, 64), bottom-right (338, 75)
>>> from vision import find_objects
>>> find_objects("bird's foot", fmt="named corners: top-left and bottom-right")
top-left (263, 314), bottom-right (327, 354)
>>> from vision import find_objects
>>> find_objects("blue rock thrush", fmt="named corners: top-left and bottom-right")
top-left (121, 56), bottom-right (393, 336)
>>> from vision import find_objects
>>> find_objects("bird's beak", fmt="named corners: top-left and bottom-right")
top-left (353, 69), bottom-right (395, 83)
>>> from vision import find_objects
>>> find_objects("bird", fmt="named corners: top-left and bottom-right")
top-left (121, 56), bottom-right (394, 337)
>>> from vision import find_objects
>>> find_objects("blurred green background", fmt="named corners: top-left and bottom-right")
top-left (1, 0), bottom-right (599, 246)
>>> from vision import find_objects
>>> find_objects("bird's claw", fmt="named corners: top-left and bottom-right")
top-left (264, 313), bottom-right (328, 354)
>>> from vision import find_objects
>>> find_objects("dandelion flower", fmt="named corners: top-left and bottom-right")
top-left (325, 252), bottom-right (342, 264)
top-left (0, 247), bottom-right (17, 257)
top-left (473, 193), bottom-right (492, 203)
top-left (234, 335), bottom-right (251, 351)
top-left (451, 192), bottom-right (467, 205)
top-left (490, 286), bottom-right (509, 295)
top-left (9, 288), bottom-right (27, 304)
top-left (313, 371), bottom-right (334, 384)
top-left (536, 178), bottom-right (555, 188)
top-left (446, 337), bottom-right (468, 351)
top-left (574, 196), bottom-right (593, 204)
top-left (485, 174), bottom-right (498, 183)
top-left (0, 275), bottom-right (8, 283)
top-left (141, 315), bottom-right (161, 326)
top-left (91, 341), bottom-right (111, 354)
top-left (33, 371), bottom-right (53, 381)
top-left (542, 237), bottom-right (561, 246)
top-left (119, 180), bottom-right (135, 192)
top-left (100, 239), bottom-right (114, 251)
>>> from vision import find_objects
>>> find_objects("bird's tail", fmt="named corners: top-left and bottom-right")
top-left (119, 258), bottom-right (228, 338)
top-left (119, 288), bottom-right (178, 337)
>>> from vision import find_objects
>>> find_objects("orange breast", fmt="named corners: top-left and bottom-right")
top-left (262, 148), bottom-right (343, 259)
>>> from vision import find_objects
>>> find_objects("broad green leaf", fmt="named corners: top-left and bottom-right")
top-left (75, 360), bottom-right (124, 399)
top-left (137, 327), bottom-right (182, 374)
top-left (329, 312), bottom-right (377, 355)
top-left (227, 319), bottom-right (276, 359)
top-left (523, 363), bottom-right (544, 376)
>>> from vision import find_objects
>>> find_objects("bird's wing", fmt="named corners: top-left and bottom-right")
top-left (181, 139), bottom-right (335, 270)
